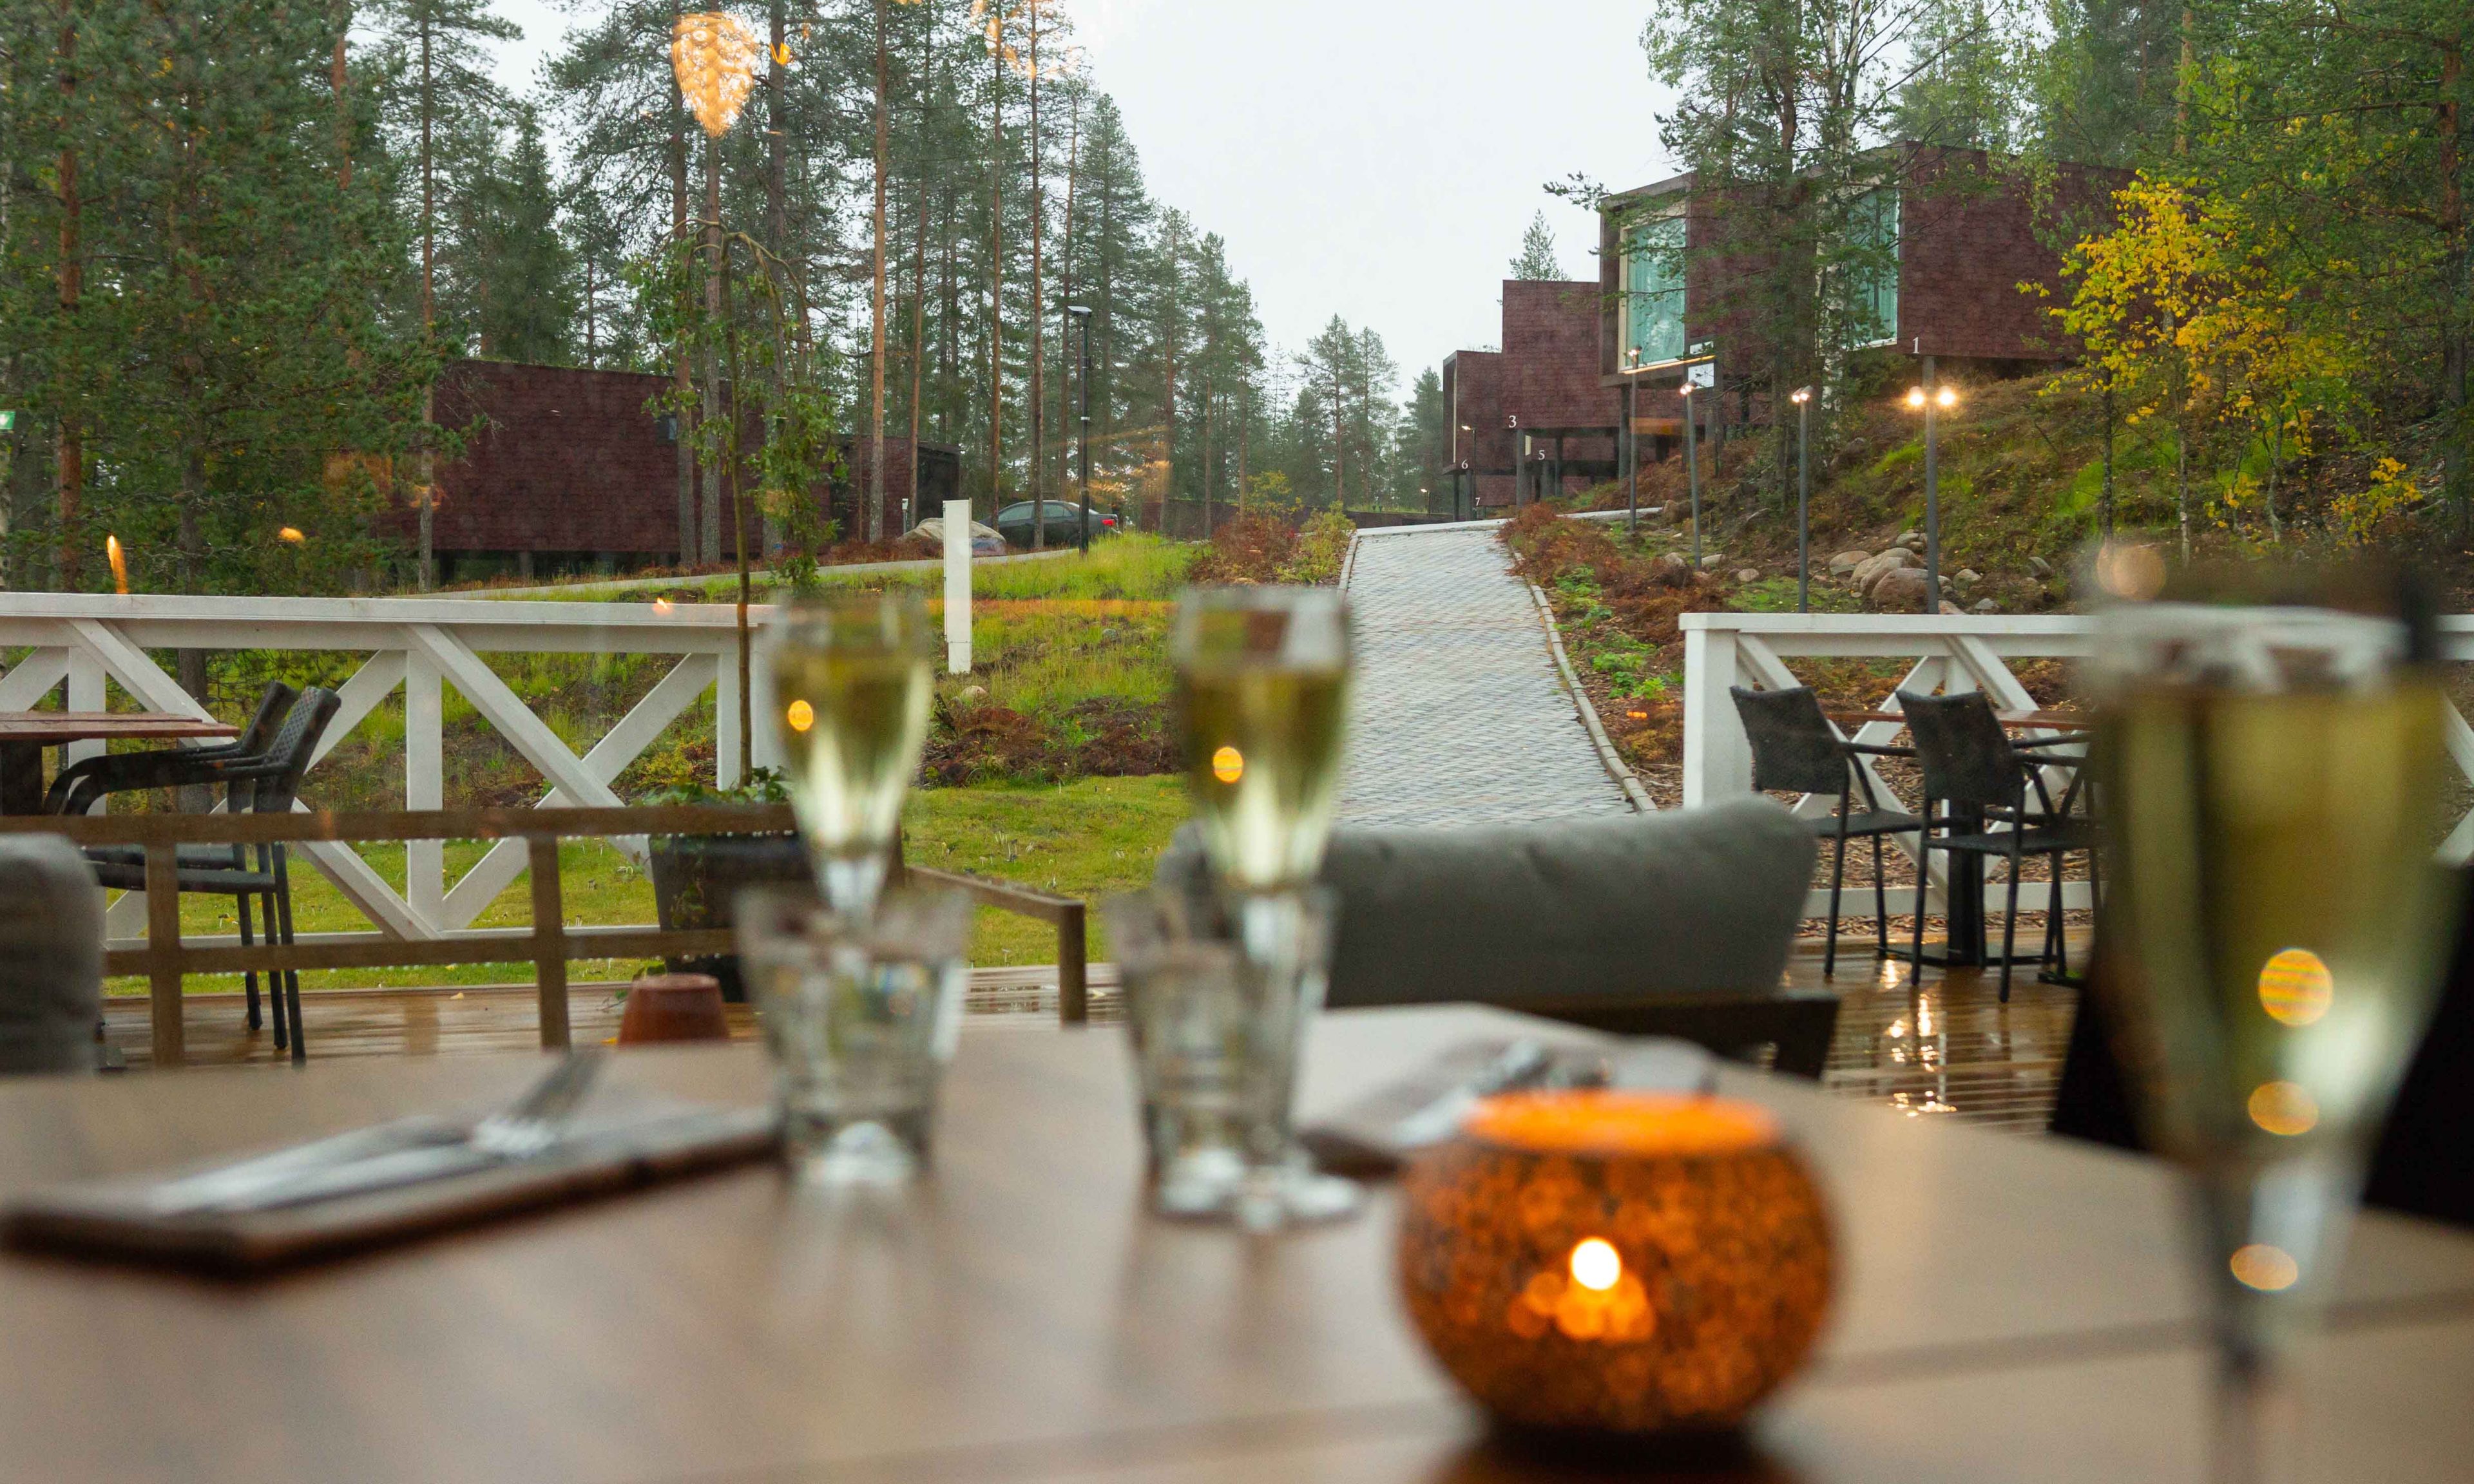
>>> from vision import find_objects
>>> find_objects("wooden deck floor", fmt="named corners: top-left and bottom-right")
top-left (103, 951), bottom-right (2081, 1132)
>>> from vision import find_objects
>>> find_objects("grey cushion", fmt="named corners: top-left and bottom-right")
top-left (0, 834), bottom-right (103, 1074)
top-left (1156, 796), bottom-right (1817, 1009)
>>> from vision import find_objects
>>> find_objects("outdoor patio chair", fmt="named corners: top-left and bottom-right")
top-left (71, 688), bottom-right (341, 1062)
top-left (47, 682), bottom-right (298, 1036)
top-left (1895, 689), bottom-right (2096, 1002)
top-left (1155, 797), bottom-right (1838, 1076)
top-left (1731, 685), bottom-right (1920, 978)
top-left (42, 681), bottom-right (298, 818)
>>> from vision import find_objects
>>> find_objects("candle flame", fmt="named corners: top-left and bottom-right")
top-left (106, 535), bottom-right (128, 595)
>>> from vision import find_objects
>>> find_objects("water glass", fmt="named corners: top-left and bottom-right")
top-left (736, 884), bottom-right (972, 1184)
top-left (1106, 884), bottom-right (1361, 1230)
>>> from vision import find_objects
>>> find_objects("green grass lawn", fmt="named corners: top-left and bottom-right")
top-left (108, 774), bottom-right (1189, 996)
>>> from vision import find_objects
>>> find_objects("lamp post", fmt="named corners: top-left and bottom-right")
top-left (1680, 380), bottom-right (1702, 567)
top-left (1790, 386), bottom-right (1812, 613)
top-left (1067, 303), bottom-right (1091, 551)
top-left (1904, 354), bottom-right (1958, 615)
top-left (1616, 346), bottom-right (1647, 535)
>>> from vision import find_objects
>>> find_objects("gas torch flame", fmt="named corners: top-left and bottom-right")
top-left (106, 535), bottom-right (128, 595)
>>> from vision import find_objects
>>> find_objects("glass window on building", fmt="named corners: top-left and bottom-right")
top-left (1848, 187), bottom-right (1900, 348)
top-left (1622, 214), bottom-right (1687, 367)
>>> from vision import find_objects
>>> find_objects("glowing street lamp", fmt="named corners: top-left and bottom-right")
top-left (1903, 353), bottom-right (1959, 614)
top-left (1790, 386), bottom-right (1813, 613)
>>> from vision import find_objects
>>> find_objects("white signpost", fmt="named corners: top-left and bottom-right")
top-left (942, 499), bottom-right (972, 674)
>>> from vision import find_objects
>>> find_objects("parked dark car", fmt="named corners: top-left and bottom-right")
top-left (995, 500), bottom-right (1117, 547)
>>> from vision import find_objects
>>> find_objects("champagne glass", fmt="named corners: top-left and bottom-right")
top-left (771, 589), bottom-right (934, 915)
top-left (1164, 585), bottom-right (1358, 1228)
top-left (1172, 585), bottom-right (1351, 891)
top-left (2089, 559), bottom-right (2460, 1483)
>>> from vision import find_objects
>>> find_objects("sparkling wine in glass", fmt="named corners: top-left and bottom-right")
top-left (2093, 580), bottom-right (2459, 1484)
top-left (771, 589), bottom-right (934, 913)
top-left (1172, 586), bottom-right (1351, 891)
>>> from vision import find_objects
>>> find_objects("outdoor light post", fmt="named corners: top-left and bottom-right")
top-left (1068, 303), bottom-right (1092, 551)
top-left (1790, 386), bottom-right (1812, 613)
top-left (1680, 380), bottom-right (1702, 566)
top-left (1618, 348), bottom-right (1645, 535)
top-left (1905, 348), bottom-right (1958, 614)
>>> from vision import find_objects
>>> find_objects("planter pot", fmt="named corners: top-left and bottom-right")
top-left (647, 833), bottom-right (814, 1002)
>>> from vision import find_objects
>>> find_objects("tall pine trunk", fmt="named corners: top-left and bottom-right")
top-left (53, 0), bottom-right (79, 589)
top-left (1026, 12), bottom-right (1044, 549)
top-left (671, 0), bottom-right (695, 567)
top-left (986, 33), bottom-right (1003, 515)
top-left (868, 0), bottom-right (888, 543)
top-left (701, 140), bottom-right (723, 565)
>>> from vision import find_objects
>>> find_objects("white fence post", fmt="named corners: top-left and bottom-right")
top-left (404, 645), bottom-right (445, 931)
top-left (1680, 618), bottom-right (1748, 807)
top-left (943, 498), bottom-right (972, 674)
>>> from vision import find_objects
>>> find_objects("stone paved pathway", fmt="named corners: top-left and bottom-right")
top-left (1337, 524), bottom-right (1636, 828)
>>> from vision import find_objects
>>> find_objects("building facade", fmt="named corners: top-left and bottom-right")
top-left (392, 361), bottom-right (959, 581)
top-left (1440, 280), bottom-right (1689, 513)
top-left (1595, 146), bottom-right (2121, 396)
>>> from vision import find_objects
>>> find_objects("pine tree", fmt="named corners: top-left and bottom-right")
top-left (470, 109), bottom-right (579, 364)
top-left (1510, 210), bottom-right (1562, 279)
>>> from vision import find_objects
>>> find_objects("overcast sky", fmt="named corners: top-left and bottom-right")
top-left (489, 0), bottom-right (1680, 393)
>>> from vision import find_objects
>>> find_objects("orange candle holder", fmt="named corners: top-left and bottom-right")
top-left (1395, 1090), bottom-right (1834, 1434)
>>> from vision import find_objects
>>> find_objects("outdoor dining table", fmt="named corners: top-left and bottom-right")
top-left (0, 710), bottom-right (238, 814)
top-left (0, 1004), bottom-right (2467, 1483)
top-left (1827, 708), bottom-right (2091, 971)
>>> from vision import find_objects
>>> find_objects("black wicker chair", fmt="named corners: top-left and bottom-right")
top-left (1731, 686), bottom-right (1921, 977)
top-left (1894, 690), bottom-right (2095, 1001)
top-left (67, 688), bottom-right (340, 1061)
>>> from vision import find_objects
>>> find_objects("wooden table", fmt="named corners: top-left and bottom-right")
top-left (0, 710), bottom-right (238, 813)
top-left (1, 1007), bottom-right (2468, 1483)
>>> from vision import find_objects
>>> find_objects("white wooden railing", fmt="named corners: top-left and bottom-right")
top-left (0, 593), bottom-right (782, 946)
top-left (1682, 612), bottom-right (2474, 921)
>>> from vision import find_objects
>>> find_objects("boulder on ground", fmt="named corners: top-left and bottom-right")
top-left (1700, 553), bottom-right (1724, 571)
top-left (2028, 555), bottom-right (2054, 578)
top-left (1827, 549), bottom-right (1871, 578)
top-left (1955, 567), bottom-right (1982, 585)
top-left (1940, 600), bottom-right (1966, 616)
top-left (1733, 567), bottom-right (1761, 584)
top-left (1870, 567), bottom-right (1934, 611)
top-left (1971, 598), bottom-right (2000, 614)
top-left (1854, 548), bottom-right (1919, 598)
top-left (1657, 551), bottom-right (1691, 573)
top-left (1896, 529), bottom-right (1927, 551)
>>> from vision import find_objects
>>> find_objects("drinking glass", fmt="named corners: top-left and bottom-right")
top-left (770, 589), bottom-right (935, 915)
top-left (736, 885), bottom-right (972, 1184)
top-left (2089, 560), bottom-right (2460, 1483)
top-left (1106, 883), bottom-right (1360, 1230)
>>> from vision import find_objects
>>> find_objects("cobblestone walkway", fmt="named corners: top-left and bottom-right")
top-left (1337, 524), bottom-right (1636, 828)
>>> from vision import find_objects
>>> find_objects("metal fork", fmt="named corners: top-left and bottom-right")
top-left (148, 1051), bottom-right (608, 1216)
top-left (468, 1049), bottom-right (608, 1159)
